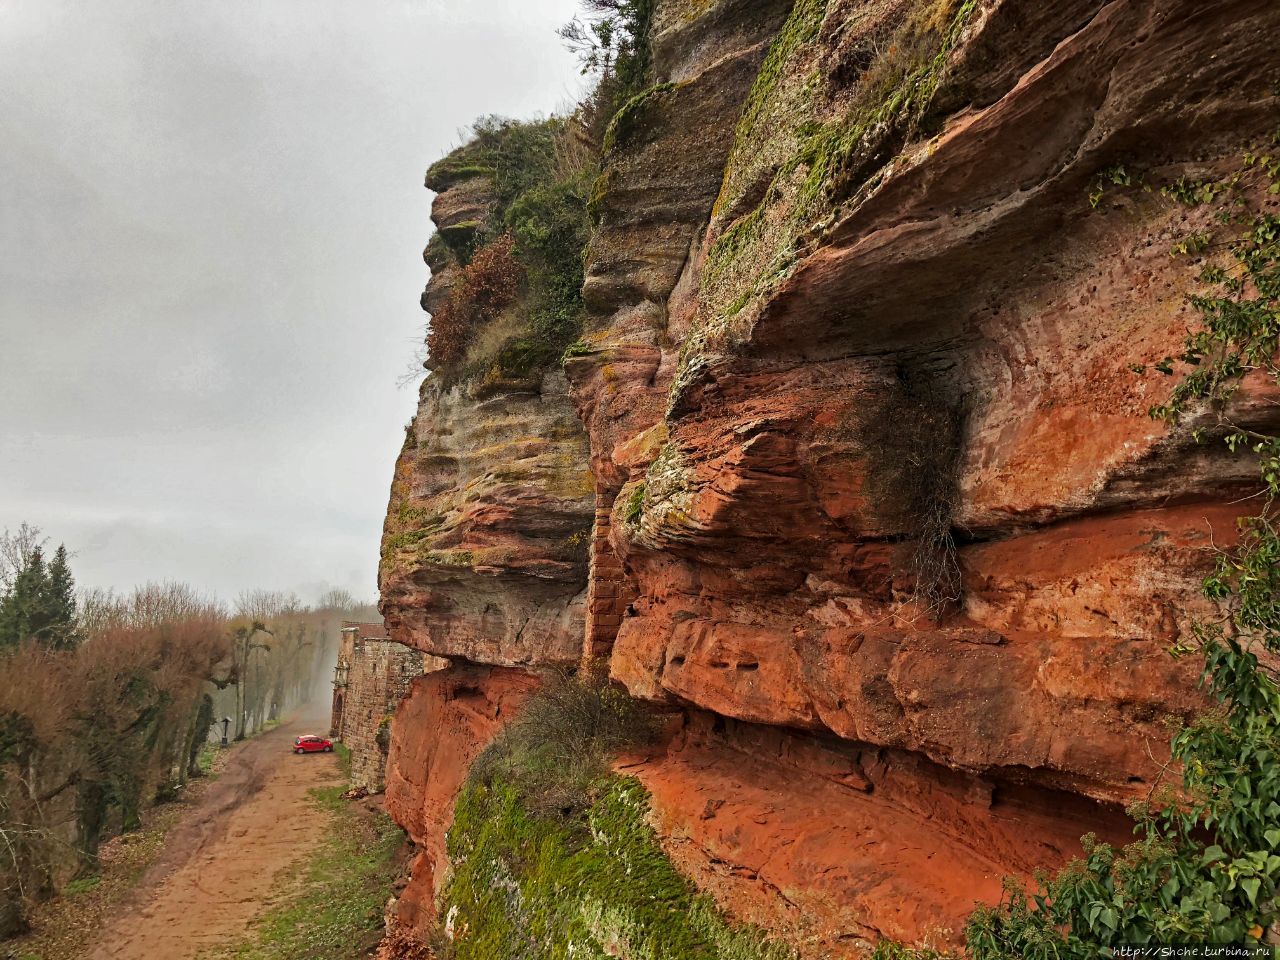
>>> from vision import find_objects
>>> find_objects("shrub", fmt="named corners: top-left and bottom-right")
top-left (424, 116), bottom-right (593, 378)
top-left (853, 365), bottom-right (966, 619)
top-left (504, 175), bottom-right (591, 359)
top-left (467, 669), bottom-right (658, 821)
top-left (427, 235), bottom-right (523, 370)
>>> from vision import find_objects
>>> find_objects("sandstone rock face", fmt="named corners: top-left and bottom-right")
top-left (568, 0), bottom-right (1278, 950)
top-left (378, 147), bottom-right (594, 932)
top-left (383, 664), bottom-right (539, 929)
top-left (380, 370), bottom-right (593, 667)
top-left (629, 711), bottom-right (1132, 953)
top-left (380, 0), bottom-right (1280, 953)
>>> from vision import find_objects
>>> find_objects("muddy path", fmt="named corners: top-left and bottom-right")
top-left (89, 706), bottom-right (343, 960)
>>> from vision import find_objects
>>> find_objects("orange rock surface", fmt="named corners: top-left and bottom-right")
top-left (379, 0), bottom-right (1280, 953)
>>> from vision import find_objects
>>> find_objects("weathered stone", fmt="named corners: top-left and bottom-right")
top-left (329, 621), bottom-right (433, 792)
top-left (379, 0), bottom-right (1280, 953)
top-left (382, 664), bottom-right (539, 931)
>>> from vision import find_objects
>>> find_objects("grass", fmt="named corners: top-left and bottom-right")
top-left (196, 741), bottom-right (220, 776)
top-left (333, 742), bottom-right (352, 780)
top-left (443, 776), bottom-right (794, 960)
top-left (203, 784), bottom-right (402, 960)
top-left (59, 877), bottom-right (100, 899)
top-left (436, 675), bottom-right (791, 959)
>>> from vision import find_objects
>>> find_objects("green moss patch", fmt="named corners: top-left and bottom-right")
top-left (444, 776), bottom-right (792, 960)
top-left (436, 675), bottom-right (791, 960)
top-left (624, 482), bottom-right (647, 525)
top-left (602, 82), bottom-right (677, 154)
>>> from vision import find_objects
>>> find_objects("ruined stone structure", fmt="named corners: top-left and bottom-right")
top-left (329, 621), bottom-right (425, 792)
top-left (377, 0), bottom-right (1280, 954)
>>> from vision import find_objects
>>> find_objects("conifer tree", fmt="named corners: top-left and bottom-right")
top-left (0, 543), bottom-right (80, 650)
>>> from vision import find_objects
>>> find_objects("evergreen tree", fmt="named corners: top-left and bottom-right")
top-left (0, 546), bottom-right (46, 650)
top-left (0, 543), bottom-right (80, 650)
top-left (42, 545), bottom-right (79, 650)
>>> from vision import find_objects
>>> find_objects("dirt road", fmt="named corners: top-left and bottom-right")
top-left (89, 708), bottom-right (343, 960)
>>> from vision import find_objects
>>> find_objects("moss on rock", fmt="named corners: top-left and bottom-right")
top-left (442, 776), bottom-right (794, 960)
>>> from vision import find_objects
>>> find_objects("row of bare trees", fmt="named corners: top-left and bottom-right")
top-left (0, 527), bottom-right (372, 938)
top-left (221, 588), bottom-right (375, 742)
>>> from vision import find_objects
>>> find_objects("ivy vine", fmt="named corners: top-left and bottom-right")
top-left (877, 131), bottom-right (1280, 957)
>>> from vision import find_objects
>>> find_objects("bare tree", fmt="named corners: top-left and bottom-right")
top-left (0, 524), bottom-right (46, 592)
top-left (229, 621), bottom-right (273, 740)
top-left (316, 587), bottom-right (357, 611)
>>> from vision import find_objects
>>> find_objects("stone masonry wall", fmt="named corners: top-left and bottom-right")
top-left (334, 624), bottom-right (426, 792)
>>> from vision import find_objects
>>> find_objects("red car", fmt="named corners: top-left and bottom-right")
top-left (293, 735), bottom-right (333, 754)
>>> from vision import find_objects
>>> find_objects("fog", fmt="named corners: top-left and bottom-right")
top-left (0, 0), bottom-right (587, 603)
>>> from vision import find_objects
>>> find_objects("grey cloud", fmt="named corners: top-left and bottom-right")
top-left (1, 0), bottom-right (587, 602)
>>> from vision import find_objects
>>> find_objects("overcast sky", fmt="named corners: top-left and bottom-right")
top-left (0, 0), bottom-right (586, 604)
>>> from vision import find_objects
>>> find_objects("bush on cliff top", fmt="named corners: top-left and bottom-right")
top-left (423, 0), bottom-right (660, 380)
top-left (425, 117), bottom-right (593, 381)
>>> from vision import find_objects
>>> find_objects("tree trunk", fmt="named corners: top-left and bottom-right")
top-left (118, 772), bottom-right (142, 833)
top-left (234, 641), bottom-right (247, 741)
top-left (187, 694), bottom-right (214, 778)
top-left (74, 780), bottom-right (109, 868)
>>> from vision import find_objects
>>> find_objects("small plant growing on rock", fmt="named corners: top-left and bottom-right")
top-left (855, 364), bottom-right (968, 621)
top-left (427, 235), bottom-right (523, 370)
top-left (468, 668), bottom-right (657, 820)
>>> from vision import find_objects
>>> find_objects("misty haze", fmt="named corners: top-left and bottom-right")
top-left (3, 0), bottom-right (1280, 958)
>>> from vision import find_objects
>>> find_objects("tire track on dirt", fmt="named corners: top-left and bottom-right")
top-left (89, 707), bottom-right (342, 960)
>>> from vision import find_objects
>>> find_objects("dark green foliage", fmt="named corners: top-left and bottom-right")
top-left (0, 544), bottom-right (80, 651)
top-left (464, 117), bottom-right (561, 223)
top-left (559, 0), bottom-right (655, 112)
top-left (426, 116), bottom-right (592, 378)
top-left (504, 173), bottom-right (593, 360)
top-left (491, 338), bottom-right (558, 379)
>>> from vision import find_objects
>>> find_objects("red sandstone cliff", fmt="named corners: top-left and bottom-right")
top-left (380, 0), bottom-right (1280, 954)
